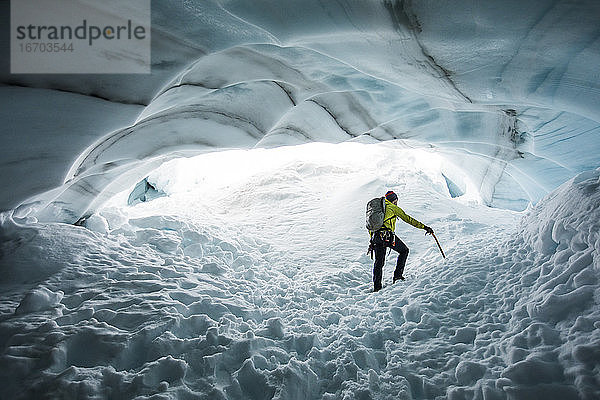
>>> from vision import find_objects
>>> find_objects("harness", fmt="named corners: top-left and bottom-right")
top-left (367, 215), bottom-right (397, 259)
top-left (377, 229), bottom-right (395, 245)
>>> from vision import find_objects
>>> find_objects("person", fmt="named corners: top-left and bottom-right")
top-left (368, 190), bottom-right (434, 292)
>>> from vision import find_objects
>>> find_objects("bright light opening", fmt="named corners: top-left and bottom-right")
top-left (103, 142), bottom-right (482, 215)
top-left (95, 142), bottom-right (488, 266)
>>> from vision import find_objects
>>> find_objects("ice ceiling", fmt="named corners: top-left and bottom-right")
top-left (2, 0), bottom-right (600, 223)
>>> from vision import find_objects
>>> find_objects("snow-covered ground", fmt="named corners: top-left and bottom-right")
top-left (1, 143), bottom-right (598, 399)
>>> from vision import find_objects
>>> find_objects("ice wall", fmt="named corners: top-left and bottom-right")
top-left (1, 0), bottom-right (599, 221)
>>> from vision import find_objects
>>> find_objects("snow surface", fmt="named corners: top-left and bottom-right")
top-left (1, 143), bottom-right (598, 399)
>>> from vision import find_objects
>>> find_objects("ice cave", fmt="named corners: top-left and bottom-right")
top-left (0, 1), bottom-right (599, 399)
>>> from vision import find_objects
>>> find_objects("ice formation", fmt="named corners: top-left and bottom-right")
top-left (1, 0), bottom-right (599, 399)
top-left (1, 0), bottom-right (599, 220)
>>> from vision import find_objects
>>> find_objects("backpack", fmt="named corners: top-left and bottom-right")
top-left (366, 197), bottom-right (386, 231)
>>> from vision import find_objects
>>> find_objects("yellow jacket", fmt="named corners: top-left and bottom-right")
top-left (375, 198), bottom-right (425, 234)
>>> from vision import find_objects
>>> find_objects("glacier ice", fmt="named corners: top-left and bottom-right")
top-left (1, 1), bottom-right (600, 399)
top-left (0, 0), bottom-right (598, 220)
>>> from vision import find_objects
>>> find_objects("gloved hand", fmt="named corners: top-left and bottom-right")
top-left (367, 242), bottom-right (375, 259)
top-left (424, 225), bottom-right (434, 235)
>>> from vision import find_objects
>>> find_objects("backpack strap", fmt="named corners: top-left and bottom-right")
top-left (381, 199), bottom-right (397, 228)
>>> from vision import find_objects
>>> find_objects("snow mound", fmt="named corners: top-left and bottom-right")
top-left (524, 168), bottom-right (600, 257)
top-left (500, 168), bottom-right (600, 399)
top-left (15, 286), bottom-right (64, 315)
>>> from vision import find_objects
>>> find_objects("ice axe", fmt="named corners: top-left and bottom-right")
top-left (429, 232), bottom-right (446, 259)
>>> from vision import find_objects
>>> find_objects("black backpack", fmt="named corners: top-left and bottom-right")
top-left (365, 197), bottom-right (386, 231)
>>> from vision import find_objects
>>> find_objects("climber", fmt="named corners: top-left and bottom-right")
top-left (368, 190), bottom-right (434, 292)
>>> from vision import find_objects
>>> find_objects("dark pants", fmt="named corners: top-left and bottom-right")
top-left (372, 231), bottom-right (409, 291)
